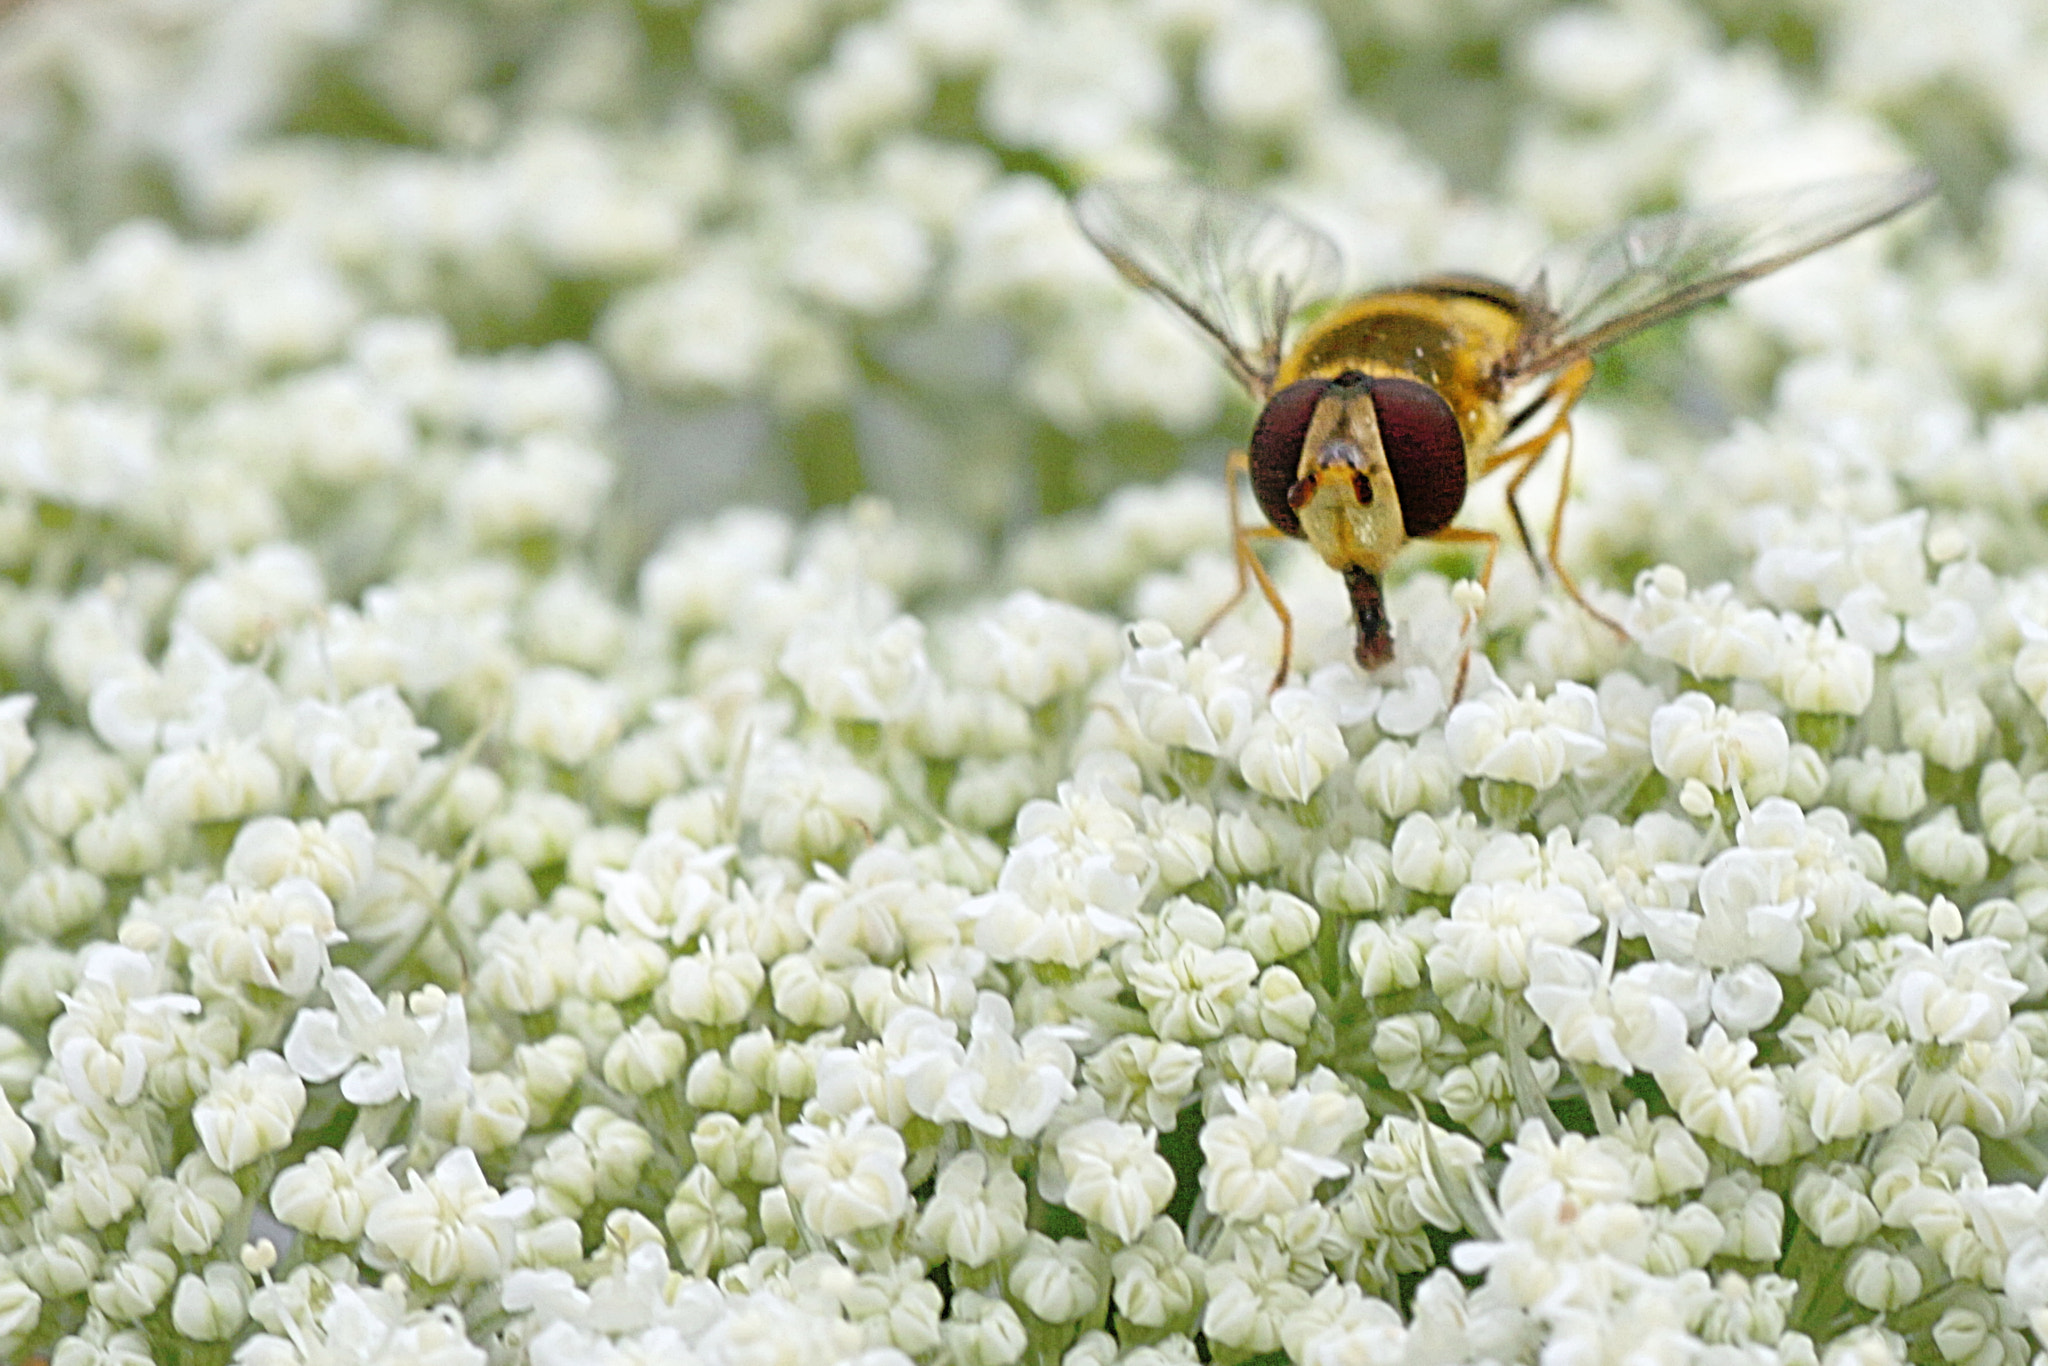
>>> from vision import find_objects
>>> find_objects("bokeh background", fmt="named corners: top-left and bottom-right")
top-left (0, 0), bottom-right (2009, 587)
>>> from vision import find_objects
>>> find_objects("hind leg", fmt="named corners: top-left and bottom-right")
top-left (1481, 359), bottom-right (1625, 639)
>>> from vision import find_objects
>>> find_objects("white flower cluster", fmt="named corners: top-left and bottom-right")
top-left (0, 0), bottom-right (2046, 1364)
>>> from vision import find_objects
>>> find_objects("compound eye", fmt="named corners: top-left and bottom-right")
top-left (1371, 377), bottom-right (1466, 537)
top-left (1247, 377), bottom-right (1330, 538)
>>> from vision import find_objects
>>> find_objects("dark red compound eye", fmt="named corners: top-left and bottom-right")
top-left (1370, 377), bottom-right (1466, 537)
top-left (1247, 377), bottom-right (1330, 538)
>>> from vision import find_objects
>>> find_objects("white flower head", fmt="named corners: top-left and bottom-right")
top-left (363, 1146), bottom-right (534, 1285)
top-left (638, 508), bottom-right (794, 635)
top-left (741, 740), bottom-right (889, 860)
top-left (1050, 1117), bottom-right (1174, 1243)
top-left (1652, 1026), bottom-right (1791, 1164)
top-left (506, 667), bottom-right (623, 770)
top-left (1119, 620), bottom-right (1261, 760)
top-left (45, 944), bottom-right (200, 1118)
top-left (1123, 919), bottom-right (1260, 1043)
top-left (1355, 733), bottom-right (1458, 819)
top-left (0, 385), bottom-right (160, 513)
top-left (0, 1089), bottom-right (34, 1196)
top-left (931, 991), bottom-right (1079, 1139)
top-left (174, 877), bottom-right (344, 999)
top-left (223, 810), bottom-right (377, 900)
top-left (792, 26), bottom-right (933, 164)
top-left (1634, 571), bottom-right (1787, 682)
top-left (284, 968), bottom-right (472, 1106)
top-left (1389, 809), bottom-right (1478, 896)
top-left (1649, 692), bottom-right (1790, 798)
top-left (1199, 1081), bottom-right (1365, 1223)
top-left (295, 686), bottom-right (439, 805)
top-left (780, 607), bottom-right (932, 723)
top-left (956, 591), bottom-right (1122, 708)
top-left (0, 694), bottom-right (33, 788)
top-left (1832, 746), bottom-right (1927, 822)
top-left (781, 1108), bottom-right (911, 1240)
top-left (1896, 666), bottom-right (1994, 771)
top-left (1884, 936), bottom-right (2026, 1046)
top-left (1774, 613), bottom-right (1875, 716)
top-left (1694, 847), bottom-right (1812, 972)
top-left (951, 174), bottom-right (1107, 312)
top-left (980, 9), bottom-right (1171, 157)
top-left (1444, 680), bottom-right (1606, 790)
top-left (1978, 760), bottom-right (2048, 861)
top-left (1010, 1230), bottom-right (1111, 1325)
top-left (449, 433), bottom-right (613, 547)
top-left (1525, 942), bottom-right (1689, 1075)
top-left (1789, 1029), bottom-right (1908, 1144)
top-left (1430, 880), bottom-right (1600, 994)
top-left (781, 197), bottom-right (932, 314)
top-left (142, 737), bottom-right (285, 825)
top-left (960, 792), bottom-right (1147, 969)
top-left (1197, 2), bottom-right (1341, 133)
top-left (1375, 666), bottom-right (1447, 737)
top-left (1086, 298), bottom-right (1225, 432)
top-left (175, 543), bottom-right (327, 658)
top-left (192, 1051), bottom-right (308, 1173)
top-left (1902, 807), bottom-right (1990, 886)
top-left (1491, 1120), bottom-right (1642, 1257)
top-left (913, 1149), bottom-right (1029, 1268)
top-left (1237, 686), bottom-right (1347, 802)
top-left (270, 1136), bottom-right (405, 1243)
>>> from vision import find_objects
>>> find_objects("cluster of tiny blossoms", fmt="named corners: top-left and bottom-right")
top-left (0, 0), bottom-right (2046, 1364)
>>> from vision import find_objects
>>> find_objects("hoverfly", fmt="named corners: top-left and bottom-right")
top-left (1073, 169), bottom-right (1938, 691)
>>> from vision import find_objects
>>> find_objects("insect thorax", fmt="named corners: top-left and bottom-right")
top-left (1276, 284), bottom-right (1523, 468)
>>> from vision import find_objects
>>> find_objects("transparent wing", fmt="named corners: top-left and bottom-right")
top-left (1073, 180), bottom-right (1342, 398)
top-left (1507, 167), bottom-right (1937, 381)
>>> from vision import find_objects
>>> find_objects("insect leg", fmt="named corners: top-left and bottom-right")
top-left (1541, 412), bottom-right (1629, 641)
top-left (1427, 525), bottom-right (1500, 704)
top-left (1198, 449), bottom-right (1256, 637)
top-left (1481, 358), bottom-right (1595, 575)
top-left (1199, 449), bottom-right (1296, 691)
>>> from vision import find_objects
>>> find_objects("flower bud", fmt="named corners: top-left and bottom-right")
top-left (1844, 1248), bottom-right (1921, 1312)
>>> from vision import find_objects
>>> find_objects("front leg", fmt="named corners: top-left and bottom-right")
top-left (1201, 448), bottom-right (1297, 691)
top-left (1427, 525), bottom-right (1500, 704)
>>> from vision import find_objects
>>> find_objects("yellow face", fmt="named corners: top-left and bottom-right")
top-left (1249, 363), bottom-right (1474, 586)
top-left (1288, 383), bottom-right (1409, 577)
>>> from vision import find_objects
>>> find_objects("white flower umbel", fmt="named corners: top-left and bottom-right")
top-left (283, 969), bottom-right (472, 1106)
top-left (269, 1136), bottom-right (404, 1243)
top-left (362, 1146), bottom-right (534, 1286)
top-left (0, 694), bottom-right (34, 788)
top-left (293, 686), bottom-right (440, 804)
top-left (1649, 692), bottom-right (1792, 801)
top-left (1445, 680), bottom-right (1608, 792)
top-left (191, 1051), bottom-right (307, 1173)
top-left (1048, 1117), bottom-right (1175, 1243)
top-left (781, 1109), bottom-right (912, 1242)
top-left (1236, 686), bottom-right (1349, 802)
top-left (931, 991), bottom-right (1078, 1138)
top-left (1524, 941), bottom-right (1690, 1075)
top-left (1198, 1080), bottom-right (1366, 1223)
top-left (912, 1150), bottom-right (1028, 1268)
top-left (0, 0), bottom-right (2040, 1360)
